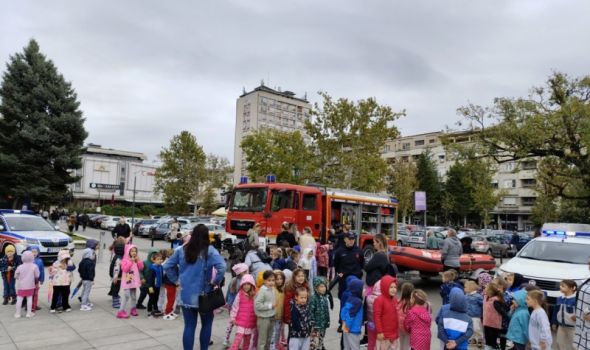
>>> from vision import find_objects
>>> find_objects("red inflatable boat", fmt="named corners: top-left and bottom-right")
top-left (389, 246), bottom-right (496, 275)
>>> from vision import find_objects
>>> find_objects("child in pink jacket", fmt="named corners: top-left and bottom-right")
top-left (14, 251), bottom-right (40, 318)
top-left (229, 274), bottom-right (257, 350)
top-left (404, 289), bottom-right (432, 350)
top-left (117, 244), bottom-right (144, 319)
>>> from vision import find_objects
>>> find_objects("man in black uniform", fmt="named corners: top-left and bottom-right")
top-left (112, 217), bottom-right (131, 240)
top-left (333, 231), bottom-right (364, 299)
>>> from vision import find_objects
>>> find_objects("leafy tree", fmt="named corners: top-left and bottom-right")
top-left (387, 161), bottom-right (418, 224)
top-left (415, 150), bottom-right (442, 223)
top-left (305, 92), bottom-right (403, 192)
top-left (458, 72), bottom-right (590, 210)
top-left (466, 158), bottom-right (503, 228)
top-left (200, 186), bottom-right (217, 214)
top-left (0, 39), bottom-right (88, 207)
top-left (154, 131), bottom-right (206, 214)
top-left (444, 161), bottom-right (473, 226)
top-left (204, 154), bottom-right (233, 189)
top-left (240, 129), bottom-right (315, 184)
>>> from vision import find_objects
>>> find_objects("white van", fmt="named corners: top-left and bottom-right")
top-left (497, 223), bottom-right (590, 305)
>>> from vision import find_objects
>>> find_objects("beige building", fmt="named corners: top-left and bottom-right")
top-left (382, 130), bottom-right (537, 230)
top-left (233, 83), bottom-right (311, 184)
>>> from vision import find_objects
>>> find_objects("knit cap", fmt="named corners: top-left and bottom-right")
top-left (232, 263), bottom-right (248, 275)
top-left (4, 245), bottom-right (15, 253)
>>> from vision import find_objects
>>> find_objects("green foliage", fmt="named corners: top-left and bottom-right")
top-left (416, 150), bottom-right (442, 221)
top-left (240, 129), bottom-right (315, 184)
top-left (305, 92), bottom-right (403, 192)
top-left (458, 72), bottom-right (590, 210)
top-left (0, 39), bottom-right (88, 207)
top-left (445, 161), bottom-right (473, 224)
top-left (204, 154), bottom-right (233, 189)
top-left (387, 161), bottom-right (418, 223)
top-left (200, 186), bottom-right (217, 214)
top-left (467, 158), bottom-right (503, 227)
top-left (154, 131), bottom-right (206, 215)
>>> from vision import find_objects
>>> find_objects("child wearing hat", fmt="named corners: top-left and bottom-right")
top-left (0, 244), bottom-right (22, 305)
top-left (48, 249), bottom-right (76, 312)
top-left (223, 263), bottom-right (249, 347)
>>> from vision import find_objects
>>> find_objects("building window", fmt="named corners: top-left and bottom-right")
top-left (521, 161), bottom-right (537, 170)
top-left (522, 197), bottom-right (536, 207)
top-left (402, 156), bottom-right (409, 163)
top-left (415, 140), bottom-right (425, 146)
top-left (429, 139), bottom-right (436, 144)
top-left (402, 143), bottom-right (411, 150)
top-left (503, 197), bottom-right (517, 206)
top-left (502, 162), bottom-right (515, 172)
top-left (521, 179), bottom-right (536, 188)
top-left (503, 179), bottom-right (516, 188)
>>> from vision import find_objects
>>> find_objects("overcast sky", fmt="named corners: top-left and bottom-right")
top-left (2, 1), bottom-right (589, 163)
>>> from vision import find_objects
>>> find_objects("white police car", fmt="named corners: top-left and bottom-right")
top-left (0, 209), bottom-right (74, 261)
top-left (497, 223), bottom-right (590, 305)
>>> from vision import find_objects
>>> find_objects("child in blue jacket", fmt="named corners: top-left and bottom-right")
top-left (437, 288), bottom-right (474, 350)
top-left (340, 278), bottom-right (364, 350)
top-left (507, 290), bottom-right (530, 350)
top-left (464, 280), bottom-right (483, 347)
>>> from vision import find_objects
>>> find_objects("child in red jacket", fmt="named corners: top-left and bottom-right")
top-left (374, 275), bottom-right (399, 349)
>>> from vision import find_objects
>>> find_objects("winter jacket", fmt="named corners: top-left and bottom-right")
top-left (553, 294), bottom-right (577, 327)
top-left (437, 288), bottom-right (473, 350)
top-left (404, 305), bottom-right (432, 350)
top-left (364, 251), bottom-right (390, 287)
top-left (163, 245), bottom-right (226, 309)
top-left (441, 281), bottom-right (463, 305)
top-left (276, 230), bottom-right (297, 248)
top-left (309, 277), bottom-right (330, 330)
top-left (163, 262), bottom-right (178, 286)
top-left (49, 250), bottom-right (75, 286)
top-left (374, 276), bottom-right (399, 340)
top-left (507, 290), bottom-right (530, 345)
top-left (333, 244), bottom-right (364, 280)
top-left (230, 274), bottom-right (257, 328)
top-left (465, 291), bottom-right (483, 318)
top-left (366, 275), bottom-right (382, 325)
top-left (145, 264), bottom-right (163, 289)
top-left (316, 244), bottom-right (329, 268)
top-left (529, 307), bottom-right (552, 350)
top-left (441, 236), bottom-right (462, 268)
top-left (274, 288), bottom-right (285, 321)
top-left (0, 253), bottom-right (21, 282)
top-left (255, 284), bottom-right (276, 318)
top-left (120, 244), bottom-right (144, 290)
top-left (340, 279), bottom-right (364, 334)
top-left (24, 245), bottom-right (44, 284)
top-left (244, 250), bottom-right (272, 279)
top-left (298, 234), bottom-right (316, 255)
top-left (483, 295), bottom-right (503, 329)
top-left (15, 251), bottom-right (39, 291)
top-left (271, 258), bottom-right (286, 271)
top-left (340, 275), bottom-right (360, 305)
top-left (78, 248), bottom-right (96, 281)
top-left (290, 299), bottom-right (313, 338)
top-left (112, 223), bottom-right (131, 238)
top-left (140, 248), bottom-right (160, 286)
top-left (283, 281), bottom-right (309, 324)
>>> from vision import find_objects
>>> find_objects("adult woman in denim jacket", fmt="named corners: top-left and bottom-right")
top-left (163, 224), bottom-right (226, 350)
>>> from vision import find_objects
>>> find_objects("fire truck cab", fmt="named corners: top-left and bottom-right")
top-left (226, 179), bottom-right (398, 261)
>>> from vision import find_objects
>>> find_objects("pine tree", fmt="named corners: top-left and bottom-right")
top-left (0, 39), bottom-right (88, 207)
top-left (416, 151), bottom-right (442, 224)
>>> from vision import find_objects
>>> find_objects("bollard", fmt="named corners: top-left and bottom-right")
top-left (98, 231), bottom-right (106, 263)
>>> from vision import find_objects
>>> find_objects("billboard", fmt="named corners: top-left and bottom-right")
top-left (415, 191), bottom-right (427, 211)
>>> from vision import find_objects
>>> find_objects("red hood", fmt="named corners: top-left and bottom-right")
top-left (380, 275), bottom-right (397, 300)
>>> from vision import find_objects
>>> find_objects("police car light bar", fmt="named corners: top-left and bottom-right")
top-left (0, 209), bottom-right (35, 215)
top-left (543, 230), bottom-right (590, 237)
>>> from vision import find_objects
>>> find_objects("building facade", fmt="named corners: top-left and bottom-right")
top-left (233, 83), bottom-right (312, 185)
top-left (382, 131), bottom-right (537, 231)
top-left (69, 144), bottom-right (161, 208)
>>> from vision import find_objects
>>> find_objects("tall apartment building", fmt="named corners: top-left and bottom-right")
top-left (382, 131), bottom-right (537, 231)
top-left (233, 83), bottom-right (312, 185)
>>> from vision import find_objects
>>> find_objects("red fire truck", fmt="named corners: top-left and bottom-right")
top-left (225, 178), bottom-right (398, 260)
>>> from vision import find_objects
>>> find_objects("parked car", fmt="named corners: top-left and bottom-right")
top-left (0, 209), bottom-right (74, 261)
top-left (135, 219), bottom-right (158, 237)
top-left (486, 234), bottom-right (515, 257)
top-left (396, 229), bottom-right (411, 246)
top-left (407, 230), bottom-right (445, 249)
top-left (89, 215), bottom-right (108, 228)
top-left (470, 235), bottom-right (491, 254)
top-left (149, 222), bottom-right (172, 240)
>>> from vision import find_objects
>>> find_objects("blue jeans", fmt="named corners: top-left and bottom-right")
top-left (2, 276), bottom-right (15, 297)
top-left (181, 306), bottom-right (214, 350)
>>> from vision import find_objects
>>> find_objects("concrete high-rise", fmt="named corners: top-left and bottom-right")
top-left (233, 83), bottom-right (311, 185)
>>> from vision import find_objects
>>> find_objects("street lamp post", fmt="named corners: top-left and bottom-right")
top-left (131, 175), bottom-right (137, 229)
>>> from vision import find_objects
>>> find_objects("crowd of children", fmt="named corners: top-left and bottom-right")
top-left (0, 234), bottom-right (585, 350)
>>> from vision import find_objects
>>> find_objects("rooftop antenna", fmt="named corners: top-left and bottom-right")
top-left (304, 92), bottom-right (308, 100)
top-left (260, 79), bottom-right (265, 86)
top-left (242, 86), bottom-right (246, 94)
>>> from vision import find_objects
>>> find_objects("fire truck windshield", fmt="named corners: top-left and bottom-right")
top-left (230, 188), bottom-right (268, 212)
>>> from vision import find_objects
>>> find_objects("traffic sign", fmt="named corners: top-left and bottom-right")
top-left (89, 183), bottom-right (121, 190)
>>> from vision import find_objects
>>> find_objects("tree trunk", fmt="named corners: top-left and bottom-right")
top-left (463, 216), bottom-right (467, 227)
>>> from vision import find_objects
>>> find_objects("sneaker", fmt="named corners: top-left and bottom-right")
top-left (49, 309), bottom-right (56, 314)
top-left (162, 313), bottom-right (176, 320)
top-left (14, 313), bottom-right (21, 318)
top-left (136, 304), bottom-right (146, 310)
top-left (151, 311), bottom-right (163, 317)
top-left (34, 306), bottom-right (42, 311)
top-left (130, 308), bottom-right (138, 316)
top-left (25, 312), bottom-right (34, 318)
top-left (65, 308), bottom-right (72, 312)
top-left (170, 312), bottom-right (177, 318)
top-left (116, 310), bottom-right (129, 319)
top-left (80, 305), bottom-right (92, 311)
top-left (87, 303), bottom-right (94, 308)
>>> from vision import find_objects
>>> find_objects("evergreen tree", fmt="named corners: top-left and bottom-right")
top-left (444, 161), bottom-right (473, 226)
top-left (415, 150), bottom-right (442, 224)
top-left (0, 39), bottom-right (88, 207)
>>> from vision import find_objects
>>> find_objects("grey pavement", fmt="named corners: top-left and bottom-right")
top-left (0, 225), bottom-right (498, 349)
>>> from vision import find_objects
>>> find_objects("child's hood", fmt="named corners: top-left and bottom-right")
top-left (303, 248), bottom-right (313, 257)
top-left (370, 278), bottom-right (382, 297)
top-left (513, 289), bottom-right (528, 310)
top-left (21, 250), bottom-right (34, 264)
top-left (145, 248), bottom-right (159, 263)
top-left (82, 248), bottom-right (94, 260)
top-left (57, 249), bottom-right (71, 262)
top-left (449, 287), bottom-right (467, 313)
top-left (123, 244), bottom-right (138, 260)
top-left (313, 276), bottom-right (327, 291)
top-left (346, 278), bottom-right (364, 298)
top-left (413, 305), bottom-right (432, 322)
top-left (240, 273), bottom-right (256, 290)
top-left (345, 275), bottom-right (360, 286)
top-left (24, 245), bottom-right (40, 255)
top-left (379, 275), bottom-right (397, 300)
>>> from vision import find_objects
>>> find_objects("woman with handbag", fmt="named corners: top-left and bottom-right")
top-left (163, 224), bottom-right (226, 350)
